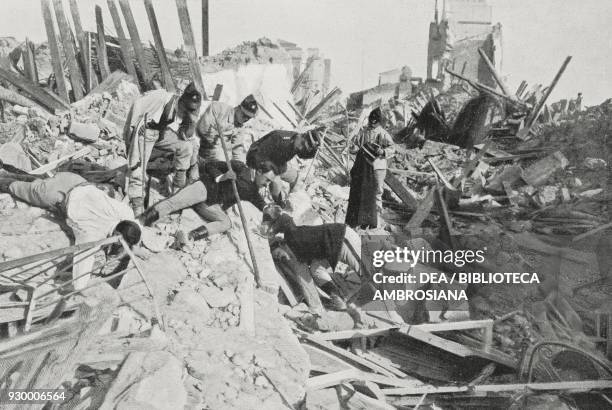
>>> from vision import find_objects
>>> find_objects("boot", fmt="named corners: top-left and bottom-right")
top-left (130, 197), bottom-right (144, 217)
top-left (320, 281), bottom-right (347, 311)
top-left (0, 177), bottom-right (14, 193)
top-left (139, 207), bottom-right (160, 227)
top-left (188, 225), bottom-right (209, 241)
top-left (173, 170), bottom-right (187, 190)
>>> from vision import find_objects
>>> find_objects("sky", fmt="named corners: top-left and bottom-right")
top-left (1, 0), bottom-right (610, 105)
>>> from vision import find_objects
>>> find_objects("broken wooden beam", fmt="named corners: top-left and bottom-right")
top-left (291, 56), bottom-right (314, 94)
top-left (384, 173), bottom-right (418, 211)
top-left (477, 48), bottom-right (511, 97)
top-left (144, 0), bottom-right (176, 92)
top-left (119, 0), bottom-right (151, 85)
top-left (68, 0), bottom-right (89, 90)
top-left (382, 379), bottom-right (612, 396)
top-left (446, 69), bottom-right (528, 109)
top-left (0, 85), bottom-right (38, 108)
top-left (406, 187), bottom-right (436, 229)
top-left (52, 0), bottom-right (84, 100)
top-left (518, 56), bottom-right (572, 139)
top-left (95, 5), bottom-right (111, 80)
top-left (107, 0), bottom-right (139, 87)
top-left (23, 39), bottom-right (39, 84)
top-left (40, 0), bottom-right (69, 102)
top-left (176, 0), bottom-right (206, 98)
top-left (306, 87), bottom-right (342, 121)
top-left (0, 67), bottom-right (69, 113)
top-left (201, 0), bottom-right (209, 56)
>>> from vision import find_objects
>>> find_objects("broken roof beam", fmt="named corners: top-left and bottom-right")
top-left (0, 67), bottom-right (70, 114)
top-left (107, 0), bottom-right (139, 88)
top-left (95, 5), bottom-right (111, 80)
top-left (52, 0), bottom-right (84, 100)
top-left (23, 39), bottom-right (39, 84)
top-left (176, 0), bottom-right (207, 98)
top-left (477, 48), bottom-right (511, 98)
top-left (306, 87), bottom-right (342, 121)
top-left (119, 0), bottom-right (152, 86)
top-left (40, 0), bottom-right (69, 103)
top-left (68, 0), bottom-right (91, 92)
top-left (446, 69), bottom-right (528, 110)
top-left (144, 0), bottom-right (176, 92)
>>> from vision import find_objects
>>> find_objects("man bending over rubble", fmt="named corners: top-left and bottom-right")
top-left (246, 128), bottom-right (321, 204)
top-left (261, 205), bottom-right (362, 311)
top-left (140, 160), bottom-right (275, 244)
top-left (0, 170), bottom-right (141, 290)
top-left (124, 83), bottom-right (202, 215)
top-left (196, 94), bottom-right (258, 162)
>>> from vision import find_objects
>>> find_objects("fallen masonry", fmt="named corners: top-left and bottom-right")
top-left (0, 0), bottom-right (610, 409)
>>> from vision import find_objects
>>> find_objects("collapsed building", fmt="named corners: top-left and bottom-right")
top-left (0, 0), bottom-right (610, 409)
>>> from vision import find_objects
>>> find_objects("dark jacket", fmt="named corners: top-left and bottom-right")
top-left (247, 130), bottom-right (317, 175)
top-left (271, 214), bottom-right (346, 269)
top-left (200, 160), bottom-right (265, 211)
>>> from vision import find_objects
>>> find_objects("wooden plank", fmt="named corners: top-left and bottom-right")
top-left (384, 173), bottom-right (418, 211)
top-left (304, 336), bottom-right (399, 378)
top-left (291, 56), bottom-right (313, 94)
top-left (0, 85), bottom-right (38, 108)
top-left (144, 0), bottom-right (176, 92)
top-left (477, 48), bottom-right (511, 97)
top-left (435, 186), bottom-right (458, 249)
top-left (303, 343), bottom-right (356, 374)
top-left (107, 0), bottom-right (139, 87)
top-left (119, 0), bottom-right (151, 84)
top-left (428, 158), bottom-right (455, 191)
top-left (273, 101), bottom-right (297, 127)
top-left (29, 147), bottom-right (90, 175)
top-left (524, 56), bottom-right (572, 131)
top-left (0, 236), bottom-right (121, 273)
top-left (52, 0), bottom-right (84, 100)
top-left (314, 327), bottom-right (396, 341)
top-left (68, 0), bottom-right (90, 91)
top-left (306, 87), bottom-right (342, 121)
top-left (400, 326), bottom-right (517, 369)
top-left (306, 368), bottom-right (423, 391)
top-left (0, 67), bottom-right (69, 114)
top-left (23, 39), bottom-right (39, 83)
top-left (382, 380), bottom-right (612, 396)
top-left (572, 222), bottom-right (612, 242)
top-left (212, 84), bottom-right (223, 101)
top-left (275, 249), bottom-right (323, 313)
top-left (201, 0), bottom-right (209, 56)
top-left (176, 0), bottom-right (206, 98)
top-left (95, 5), bottom-right (111, 80)
top-left (40, 0), bottom-right (69, 102)
top-left (406, 187), bottom-right (436, 229)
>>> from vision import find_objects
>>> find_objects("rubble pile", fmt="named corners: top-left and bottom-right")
top-left (0, 0), bottom-right (609, 407)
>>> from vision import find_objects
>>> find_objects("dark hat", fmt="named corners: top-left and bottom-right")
top-left (368, 107), bottom-right (382, 125)
top-left (178, 82), bottom-right (202, 112)
top-left (240, 94), bottom-right (259, 117)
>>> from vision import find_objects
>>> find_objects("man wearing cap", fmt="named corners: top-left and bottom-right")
top-left (0, 170), bottom-right (141, 290)
top-left (123, 83), bottom-right (202, 215)
top-left (196, 95), bottom-right (258, 162)
top-left (246, 128), bottom-right (321, 204)
top-left (346, 107), bottom-right (395, 228)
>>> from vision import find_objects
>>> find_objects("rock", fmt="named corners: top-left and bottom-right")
top-left (100, 351), bottom-right (186, 410)
top-left (172, 288), bottom-right (212, 322)
top-left (199, 285), bottom-right (236, 308)
top-left (536, 185), bottom-right (558, 205)
top-left (583, 157), bottom-right (606, 170)
top-left (0, 193), bottom-right (16, 213)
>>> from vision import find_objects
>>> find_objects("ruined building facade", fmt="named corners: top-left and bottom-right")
top-left (427, 0), bottom-right (503, 88)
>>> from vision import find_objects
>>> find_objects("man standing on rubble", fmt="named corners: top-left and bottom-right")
top-left (196, 95), bottom-right (259, 162)
top-left (0, 170), bottom-right (141, 290)
top-left (261, 205), bottom-right (363, 311)
top-left (246, 128), bottom-right (321, 204)
top-left (139, 160), bottom-right (275, 243)
top-left (346, 107), bottom-right (395, 228)
top-left (124, 83), bottom-right (202, 215)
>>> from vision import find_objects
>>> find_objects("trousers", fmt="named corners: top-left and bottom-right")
top-left (9, 172), bottom-right (86, 211)
top-left (153, 181), bottom-right (231, 235)
top-left (310, 226), bottom-right (362, 286)
top-left (127, 128), bottom-right (199, 200)
top-left (374, 168), bottom-right (386, 211)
